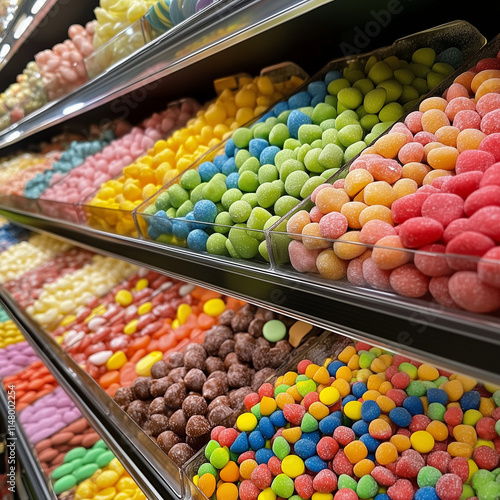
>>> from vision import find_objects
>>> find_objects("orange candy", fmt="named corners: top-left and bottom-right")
top-left (375, 442), bottom-right (398, 465)
top-left (198, 473), bottom-right (217, 498)
top-left (344, 440), bottom-right (368, 464)
top-left (426, 146), bottom-right (459, 170)
top-left (371, 235), bottom-right (411, 270)
top-left (421, 109), bottom-right (450, 134)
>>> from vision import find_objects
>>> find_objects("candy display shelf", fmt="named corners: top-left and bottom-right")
top-left (1, 206), bottom-right (499, 388)
top-left (0, 385), bottom-right (57, 499)
top-left (0, 285), bottom-right (186, 500)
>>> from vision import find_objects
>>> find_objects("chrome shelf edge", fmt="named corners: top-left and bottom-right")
top-left (1, 205), bottom-right (499, 385)
top-left (0, 286), bottom-right (182, 500)
top-left (0, 0), bottom-right (335, 149)
top-left (0, 386), bottom-right (57, 500)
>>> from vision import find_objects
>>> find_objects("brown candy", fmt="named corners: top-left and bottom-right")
top-left (205, 356), bottom-right (225, 374)
top-left (168, 409), bottom-right (187, 437)
top-left (165, 351), bottom-right (184, 370)
top-left (149, 397), bottom-right (167, 416)
top-left (185, 415), bottom-right (210, 438)
top-left (126, 400), bottom-right (148, 426)
top-left (207, 404), bottom-right (234, 427)
top-left (252, 346), bottom-right (270, 371)
top-left (167, 367), bottom-right (187, 384)
top-left (182, 395), bottom-right (207, 418)
top-left (157, 430), bottom-right (181, 454)
top-left (218, 339), bottom-right (235, 359)
top-left (184, 350), bottom-right (206, 371)
top-left (151, 360), bottom-right (169, 379)
top-left (254, 307), bottom-right (275, 322)
top-left (186, 434), bottom-right (210, 450)
top-left (252, 368), bottom-right (276, 391)
top-left (231, 310), bottom-right (253, 332)
top-left (235, 335), bottom-right (256, 364)
top-left (202, 377), bottom-right (228, 400)
top-left (227, 364), bottom-right (253, 388)
top-left (248, 318), bottom-right (266, 338)
top-left (228, 386), bottom-right (253, 409)
top-left (256, 337), bottom-right (271, 348)
top-left (224, 352), bottom-right (239, 370)
top-left (203, 326), bottom-right (233, 356)
top-left (164, 382), bottom-right (186, 409)
top-left (207, 395), bottom-right (231, 413)
top-left (132, 377), bottom-right (152, 400)
top-left (218, 309), bottom-right (235, 326)
top-left (168, 443), bottom-right (195, 467)
top-left (148, 414), bottom-right (169, 436)
top-left (184, 368), bottom-right (206, 393)
top-left (150, 377), bottom-right (172, 398)
top-left (114, 387), bottom-right (135, 408)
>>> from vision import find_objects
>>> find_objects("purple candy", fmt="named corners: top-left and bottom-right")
top-left (195, 0), bottom-right (213, 11)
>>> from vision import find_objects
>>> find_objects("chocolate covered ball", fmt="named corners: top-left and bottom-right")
top-left (168, 409), bottom-right (187, 437)
top-left (167, 367), bottom-right (187, 384)
top-left (224, 352), bottom-right (239, 370)
top-left (218, 339), bottom-right (235, 359)
top-left (114, 387), bottom-right (134, 408)
top-left (148, 414), bottom-right (169, 436)
top-left (168, 443), bottom-right (195, 466)
top-left (208, 404), bottom-right (234, 427)
top-left (150, 377), bottom-right (172, 398)
top-left (165, 351), bottom-right (184, 370)
top-left (218, 309), bottom-right (235, 326)
top-left (229, 386), bottom-right (253, 409)
top-left (248, 318), bottom-right (265, 338)
top-left (184, 368), bottom-right (206, 393)
top-left (149, 397), bottom-right (166, 416)
top-left (202, 377), bottom-right (228, 400)
top-left (203, 326), bottom-right (233, 356)
top-left (227, 364), bottom-right (253, 388)
top-left (150, 360), bottom-right (169, 379)
top-left (235, 335), bottom-right (256, 363)
top-left (252, 346), bottom-right (270, 371)
top-left (126, 400), bottom-right (148, 426)
top-left (186, 415), bottom-right (210, 438)
top-left (207, 395), bottom-right (231, 413)
top-left (252, 368), bottom-right (276, 391)
top-left (205, 356), bottom-right (225, 374)
top-left (164, 382), bottom-right (186, 409)
top-left (157, 430), bottom-right (181, 454)
top-left (132, 377), bottom-right (152, 400)
top-left (231, 310), bottom-right (253, 332)
top-left (182, 395), bottom-right (208, 419)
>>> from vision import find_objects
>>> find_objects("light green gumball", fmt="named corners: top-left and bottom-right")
top-left (368, 61), bottom-right (393, 84)
top-left (377, 79), bottom-right (402, 102)
top-left (285, 170), bottom-right (311, 198)
top-left (258, 164), bottom-right (279, 184)
top-left (256, 182), bottom-right (282, 208)
top-left (304, 148), bottom-right (324, 173)
top-left (344, 141), bottom-right (367, 162)
top-left (280, 159), bottom-right (306, 182)
top-left (206, 233), bottom-right (229, 255)
top-left (338, 124), bottom-right (364, 148)
top-left (378, 102), bottom-right (404, 123)
top-left (214, 211), bottom-right (233, 233)
top-left (228, 225), bottom-right (259, 259)
top-left (318, 143), bottom-right (344, 170)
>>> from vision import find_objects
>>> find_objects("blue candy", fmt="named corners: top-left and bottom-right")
top-left (258, 417), bottom-right (275, 439)
top-left (272, 102), bottom-right (289, 116)
top-left (230, 432), bottom-right (248, 453)
top-left (403, 395), bottom-right (424, 416)
top-left (186, 229), bottom-right (209, 251)
top-left (148, 225), bottom-right (161, 240)
top-left (248, 430), bottom-right (265, 450)
top-left (319, 415), bottom-right (341, 435)
top-left (352, 420), bottom-right (369, 436)
top-left (460, 391), bottom-right (481, 411)
top-left (255, 448), bottom-right (274, 464)
top-left (414, 487), bottom-right (439, 500)
top-left (225, 172), bottom-right (240, 189)
top-left (150, 211), bottom-right (173, 234)
top-left (308, 81), bottom-right (327, 96)
top-left (342, 395), bottom-right (357, 406)
top-left (327, 360), bottom-right (346, 377)
top-left (324, 70), bottom-right (342, 85)
top-left (287, 110), bottom-right (312, 139)
top-left (185, 212), bottom-right (206, 230)
top-left (213, 154), bottom-right (229, 169)
top-left (294, 438), bottom-right (317, 459)
top-left (304, 456), bottom-right (328, 473)
top-left (221, 157), bottom-right (238, 176)
top-left (249, 138), bottom-right (269, 159)
top-left (198, 161), bottom-right (219, 182)
top-left (302, 431), bottom-right (321, 445)
top-left (427, 388), bottom-right (448, 406)
top-left (361, 400), bottom-right (381, 422)
top-left (193, 199), bottom-right (218, 223)
top-left (435, 47), bottom-right (462, 69)
top-left (172, 219), bottom-right (190, 239)
top-left (259, 146), bottom-right (281, 165)
top-left (374, 494), bottom-right (390, 500)
top-left (288, 91), bottom-right (311, 109)
top-left (225, 138), bottom-right (236, 157)
top-left (389, 407), bottom-right (412, 427)
top-left (359, 433), bottom-right (380, 453)
top-left (352, 382), bottom-right (368, 399)
top-left (311, 94), bottom-right (327, 107)
top-left (269, 410), bottom-right (286, 428)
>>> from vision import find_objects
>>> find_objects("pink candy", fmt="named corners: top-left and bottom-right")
top-left (398, 217), bottom-right (444, 248)
top-left (448, 271), bottom-right (500, 313)
top-left (421, 193), bottom-right (464, 227)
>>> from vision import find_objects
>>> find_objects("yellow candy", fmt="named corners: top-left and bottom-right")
top-left (106, 350), bottom-right (128, 371)
top-left (479, 397), bottom-right (495, 417)
top-left (312, 493), bottom-right (333, 500)
top-left (305, 363), bottom-right (320, 379)
top-left (132, 490), bottom-right (147, 500)
top-left (115, 289), bottom-right (133, 306)
top-left (94, 487), bottom-right (117, 500)
top-left (336, 366), bottom-right (352, 382)
top-left (115, 493), bottom-right (133, 500)
top-left (136, 351), bottom-right (163, 376)
top-left (282, 427), bottom-right (302, 444)
top-left (319, 386), bottom-right (340, 406)
top-left (353, 458), bottom-right (375, 477)
top-left (442, 380), bottom-right (464, 402)
top-left (281, 455), bottom-right (305, 478)
top-left (172, 319), bottom-right (180, 329)
top-left (344, 401), bottom-right (363, 420)
top-left (96, 470), bottom-right (119, 489)
top-left (258, 487), bottom-right (277, 500)
top-left (124, 319), bottom-right (138, 335)
top-left (107, 458), bottom-right (125, 476)
top-left (452, 374), bottom-right (477, 392)
top-left (338, 345), bottom-right (356, 363)
top-left (362, 390), bottom-right (381, 401)
top-left (417, 363), bottom-right (439, 381)
top-left (177, 304), bottom-right (192, 325)
top-left (60, 314), bottom-right (77, 327)
top-left (475, 439), bottom-right (495, 450)
top-left (260, 396), bottom-right (277, 416)
top-left (137, 302), bottom-right (152, 315)
top-left (367, 374), bottom-right (384, 391)
top-left (282, 371), bottom-right (298, 386)
top-left (466, 459), bottom-right (478, 483)
top-left (237, 413), bottom-right (258, 432)
top-left (463, 409), bottom-right (483, 426)
top-left (332, 379), bottom-right (351, 398)
top-left (410, 430), bottom-right (435, 453)
top-left (308, 402), bottom-right (329, 420)
top-left (203, 298), bottom-right (225, 317)
top-left (75, 479), bottom-right (97, 498)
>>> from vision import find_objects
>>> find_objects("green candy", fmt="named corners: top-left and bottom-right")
top-left (210, 447), bottom-right (229, 469)
top-left (460, 484), bottom-right (475, 499)
top-left (427, 402), bottom-right (446, 421)
top-left (278, 110), bottom-right (292, 124)
top-left (95, 450), bottom-right (115, 468)
top-left (356, 474), bottom-right (378, 499)
top-left (359, 351), bottom-right (376, 369)
top-left (344, 69), bottom-right (365, 84)
top-left (202, 178), bottom-right (227, 203)
top-left (493, 390), bottom-right (500, 407)
top-left (63, 447), bottom-right (86, 463)
top-left (143, 204), bottom-right (157, 216)
top-left (406, 380), bottom-right (426, 397)
top-left (155, 191), bottom-right (171, 211)
top-left (399, 362), bottom-right (418, 379)
top-left (198, 463), bottom-right (218, 477)
top-left (251, 402), bottom-right (261, 419)
top-left (207, 233), bottom-right (229, 255)
top-left (409, 62), bottom-right (432, 78)
top-left (259, 240), bottom-right (270, 261)
top-left (427, 71), bottom-right (447, 89)
top-left (51, 463), bottom-right (75, 480)
top-left (368, 61), bottom-right (393, 84)
top-left (176, 200), bottom-right (193, 218)
top-left (372, 121), bottom-right (394, 135)
top-left (297, 379), bottom-right (317, 397)
top-left (247, 207), bottom-right (272, 232)
top-left (272, 179), bottom-right (285, 196)
top-left (74, 463), bottom-right (99, 482)
top-left (304, 148), bottom-right (323, 173)
top-left (82, 448), bottom-right (104, 465)
top-left (477, 480), bottom-right (500, 500)
top-left (353, 78), bottom-right (375, 95)
top-left (269, 123), bottom-right (290, 148)
top-left (377, 79), bottom-right (402, 102)
top-left (322, 128), bottom-right (342, 148)
top-left (319, 143), bottom-right (344, 170)
top-left (235, 149), bottom-right (252, 168)
top-left (496, 420), bottom-right (500, 439)
top-left (92, 440), bottom-right (107, 449)
top-left (225, 239), bottom-right (240, 258)
top-left (311, 139), bottom-right (323, 149)
top-left (412, 77), bottom-right (428, 95)
top-left (400, 85), bottom-right (419, 104)
top-left (473, 470), bottom-right (495, 492)
top-left (364, 55), bottom-right (378, 73)
top-left (238, 171), bottom-right (259, 192)
top-left (338, 474), bottom-right (358, 491)
top-left (272, 474), bottom-right (295, 498)
top-left (364, 88), bottom-right (387, 114)
top-left (394, 68), bottom-right (415, 85)
top-left (214, 211), bottom-right (233, 233)
top-left (190, 182), bottom-right (208, 204)
top-left (274, 384), bottom-right (290, 396)
top-left (337, 87), bottom-right (363, 110)
top-left (275, 149), bottom-right (297, 169)
top-left (242, 192), bottom-right (258, 208)
top-left (168, 184), bottom-right (189, 208)
top-left (263, 319), bottom-right (287, 341)
top-left (412, 47), bottom-right (436, 67)
top-left (256, 182), bottom-right (281, 208)
top-left (299, 106), bottom-right (314, 117)
top-left (283, 138), bottom-right (301, 150)
top-left (274, 196), bottom-right (300, 217)
top-left (272, 436), bottom-right (290, 460)
top-left (355, 104), bottom-right (368, 118)
top-left (221, 188), bottom-right (243, 210)
top-left (320, 118), bottom-right (337, 131)
top-left (295, 374), bottom-right (309, 383)
top-left (300, 176), bottom-right (325, 199)
top-left (300, 413), bottom-right (318, 432)
top-left (298, 124), bottom-right (323, 145)
top-left (180, 169), bottom-right (201, 190)
top-left (417, 466), bottom-right (442, 487)
top-left (433, 62), bottom-right (455, 76)
top-left (205, 440), bottom-right (221, 460)
top-left (434, 376), bottom-right (449, 388)
top-left (228, 200), bottom-right (252, 223)
top-left (338, 124), bottom-right (364, 147)
top-left (324, 95), bottom-right (338, 108)
top-left (285, 170), bottom-right (310, 197)
top-left (280, 159), bottom-right (306, 182)
top-left (311, 103), bottom-right (337, 125)
top-left (53, 475), bottom-right (77, 495)
top-left (263, 215), bottom-right (281, 231)
top-left (228, 225), bottom-right (259, 258)
top-left (335, 110), bottom-right (359, 130)
top-left (253, 122), bottom-right (273, 140)
top-left (344, 141), bottom-right (367, 162)
top-left (232, 127), bottom-right (253, 148)
top-left (327, 78), bottom-right (351, 95)
top-left (239, 156), bottom-right (261, 174)
top-left (321, 168), bottom-right (340, 180)
top-left (297, 144), bottom-right (312, 163)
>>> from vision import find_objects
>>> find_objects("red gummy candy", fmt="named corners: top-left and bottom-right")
top-left (360, 219), bottom-right (396, 244)
top-left (391, 193), bottom-right (428, 224)
top-left (385, 365), bottom-right (399, 379)
top-left (464, 186), bottom-right (500, 216)
top-left (312, 469), bottom-right (338, 493)
top-left (310, 206), bottom-right (324, 223)
top-left (441, 171), bottom-right (483, 199)
top-left (389, 264), bottom-right (429, 298)
top-left (445, 231), bottom-right (495, 270)
top-left (362, 258), bottom-right (392, 291)
top-left (251, 464), bottom-right (272, 490)
top-left (448, 457), bottom-right (469, 483)
top-left (427, 450), bottom-right (452, 474)
top-left (431, 176), bottom-right (450, 190)
top-left (414, 131), bottom-right (436, 146)
top-left (218, 428), bottom-right (239, 448)
top-left (480, 163), bottom-right (500, 188)
top-left (387, 478), bottom-right (415, 500)
top-left (455, 149), bottom-right (496, 175)
top-left (333, 179), bottom-right (345, 189)
top-left (316, 436), bottom-right (340, 460)
top-left (436, 474), bottom-right (463, 500)
top-left (409, 414), bottom-right (431, 433)
top-left (478, 247), bottom-right (500, 288)
top-left (453, 110), bottom-right (481, 131)
top-left (468, 206), bottom-right (500, 242)
top-left (268, 456), bottom-right (282, 476)
top-left (238, 451), bottom-right (256, 464)
top-left (245, 392), bottom-right (261, 411)
top-left (395, 450), bottom-right (425, 478)
top-left (421, 193), bottom-right (464, 227)
top-left (445, 83), bottom-right (469, 101)
top-left (445, 97), bottom-right (476, 121)
top-left (331, 449), bottom-right (354, 477)
top-left (283, 404), bottom-right (306, 426)
top-left (297, 360), bottom-right (312, 374)
top-left (448, 270), bottom-right (500, 313)
top-left (211, 425), bottom-right (225, 441)
top-left (479, 133), bottom-right (500, 162)
top-left (366, 157), bottom-right (403, 184)
top-left (294, 474), bottom-right (314, 499)
top-left (240, 480), bottom-right (261, 500)
top-left (289, 241), bottom-right (321, 273)
top-left (399, 217), bottom-right (444, 248)
top-left (404, 111), bottom-right (423, 134)
top-left (476, 93), bottom-right (500, 117)
top-left (391, 371), bottom-right (411, 389)
top-left (444, 407), bottom-right (464, 427)
top-left (333, 426), bottom-right (356, 446)
top-left (386, 388), bottom-right (408, 407)
top-left (473, 445), bottom-right (500, 470)
top-left (480, 109), bottom-right (500, 135)
top-left (475, 58), bottom-right (500, 71)
top-left (347, 257), bottom-right (368, 287)
top-left (258, 383), bottom-right (275, 399)
top-left (319, 212), bottom-right (348, 239)
top-left (333, 489), bottom-right (358, 500)
top-left (303, 391), bottom-right (320, 410)
top-left (371, 465), bottom-right (396, 486)
top-left (443, 218), bottom-right (469, 244)
top-left (414, 244), bottom-right (452, 277)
